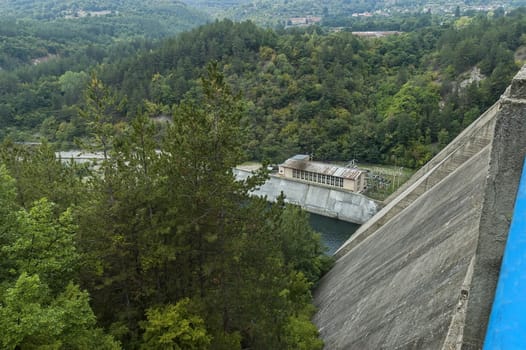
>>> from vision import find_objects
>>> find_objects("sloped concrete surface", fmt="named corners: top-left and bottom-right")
top-left (314, 66), bottom-right (526, 349)
top-left (314, 147), bottom-right (489, 349)
top-left (334, 102), bottom-right (497, 259)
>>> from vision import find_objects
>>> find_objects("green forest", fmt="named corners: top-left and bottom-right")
top-left (185, 0), bottom-right (526, 27)
top-left (1, 10), bottom-right (524, 167)
top-left (2, 3), bottom-right (526, 348)
top-left (0, 66), bottom-right (331, 349)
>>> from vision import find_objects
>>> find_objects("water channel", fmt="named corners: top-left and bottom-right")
top-left (309, 214), bottom-right (360, 255)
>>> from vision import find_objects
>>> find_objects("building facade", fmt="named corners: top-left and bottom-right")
top-left (278, 155), bottom-right (367, 192)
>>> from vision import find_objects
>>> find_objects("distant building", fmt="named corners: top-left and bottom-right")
top-left (278, 155), bottom-right (367, 192)
top-left (289, 17), bottom-right (308, 25)
top-left (287, 16), bottom-right (322, 27)
top-left (351, 31), bottom-right (401, 38)
top-left (14, 142), bottom-right (42, 146)
top-left (56, 150), bottom-right (107, 164)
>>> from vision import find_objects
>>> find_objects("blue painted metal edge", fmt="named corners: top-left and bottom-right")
top-left (483, 157), bottom-right (526, 350)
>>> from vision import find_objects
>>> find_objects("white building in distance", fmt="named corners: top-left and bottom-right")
top-left (278, 155), bottom-right (367, 193)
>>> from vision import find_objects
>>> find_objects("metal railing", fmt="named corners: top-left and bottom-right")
top-left (484, 157), bottom-right (526, 349)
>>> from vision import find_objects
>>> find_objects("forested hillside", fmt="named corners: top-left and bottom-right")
top-left (0, 0), bottom-right (209, 145)
top-left (187, 0), bottom-right (526, 27)
top-left (131, 14), bottom-right (518, 167)
top-left (0, 67), bottom-right (331, 349)
top-left (2, 10), bottom-right (522, 167)
top-left (0, 0), bottom-right (208, 70)
top-left (0, 0), bottom-right (208, 21)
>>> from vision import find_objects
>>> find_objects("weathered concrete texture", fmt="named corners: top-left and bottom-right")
top-left (234, 169), bottom-right (378, 224)
top-left (314, 66), bottom-right (526, 349)
top-left (461, 72), bottom-right (526, 349)
top-left (334, 102), bottom-right (497, 259)
top-left (314, 146), bottom-right (490, 349)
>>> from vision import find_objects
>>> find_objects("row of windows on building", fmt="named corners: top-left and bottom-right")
top-left (292, 168), bottom-right (344, 187)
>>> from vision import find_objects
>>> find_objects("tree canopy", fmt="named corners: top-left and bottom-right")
top-left (0, 65), bottom-right (331, 349)
top-left (1, 11), bottom-right (523, 167)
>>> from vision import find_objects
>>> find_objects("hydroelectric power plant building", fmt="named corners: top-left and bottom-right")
top-left (235, 155), bottom-right (377, 224)
top-left (278, 154), bottom-right (367, 192)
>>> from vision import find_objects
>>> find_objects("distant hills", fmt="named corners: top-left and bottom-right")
top-left (3, 0), bottom-right (526, 28)
top-left (0, 0), bottom-right (209, 23)
top-left (182, 0), bottom-right (526, 27)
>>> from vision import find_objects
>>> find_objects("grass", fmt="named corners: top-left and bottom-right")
top-left (357, 163), bottom-right (415, 201)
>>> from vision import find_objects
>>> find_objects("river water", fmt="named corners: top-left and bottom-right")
top-left (309, 214), bottom-right (360, 255)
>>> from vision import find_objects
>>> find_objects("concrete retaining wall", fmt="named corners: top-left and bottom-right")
top-left (234, 169), bottom-right (378, 224)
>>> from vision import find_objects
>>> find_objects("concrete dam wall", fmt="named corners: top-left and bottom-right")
top-left (234, 169), bottom-right (378, 224)
top-left (334, 93), bottom-right (498, 259)
top-left (313, 66), bottom-right (526, 349)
